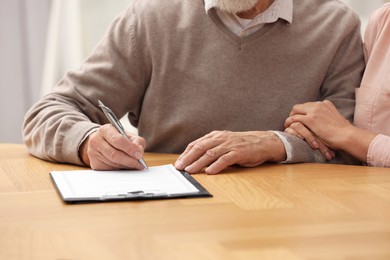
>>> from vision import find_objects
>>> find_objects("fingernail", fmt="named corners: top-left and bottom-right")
top-left (185, 165), bottom-right (193, 173)
top-left (325, 152), bottom-right (332, 160)
top-left (205, 167), bottom-right (216, 175)
top-left (175, 161), bottom-right (184, 170)
top-left (312, 141), bottom-right (319, 149)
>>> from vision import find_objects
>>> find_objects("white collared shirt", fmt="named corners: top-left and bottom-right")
top-left (205, 0), bottom-right (293, 37)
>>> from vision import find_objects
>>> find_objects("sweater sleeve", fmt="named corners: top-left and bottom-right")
top-left (367, 135), bottom-right (390, 167)
top-left (281, 15), bottom-right (365, 165)
top-left (319, 21), bottom-right (364, 124)
top-left (23, 5), bottom-right (149, 165)
top-left (276, 132), bottom-right (361, 165)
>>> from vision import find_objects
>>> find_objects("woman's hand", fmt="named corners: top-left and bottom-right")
top-left (285, 121), bottom-right (335, 160)
top-left (284, 100), bottom-right (355, 159)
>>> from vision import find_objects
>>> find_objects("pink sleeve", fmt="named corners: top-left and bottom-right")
top-left (360, 4), bottom-right (390, 168)
top-left (367, 135), bottom-right (390, 167)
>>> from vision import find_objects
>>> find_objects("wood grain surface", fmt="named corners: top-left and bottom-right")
top-left (1, 144), bottom-right (390, 260)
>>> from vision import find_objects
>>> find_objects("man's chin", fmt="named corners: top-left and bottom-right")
top-left (213, 0), bottom-right (259, 14)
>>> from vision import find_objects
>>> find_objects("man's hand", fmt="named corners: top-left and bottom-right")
top-left (174, 131), bottom-right (286, 174)
top-left (80, 124), bottom-right (146, 170)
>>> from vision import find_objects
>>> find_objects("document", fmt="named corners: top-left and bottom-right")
top-left (50, 164), bottom-right (211, 203)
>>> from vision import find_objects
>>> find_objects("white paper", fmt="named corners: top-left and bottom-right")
top-left (51, 164), bottom-right (200, 200)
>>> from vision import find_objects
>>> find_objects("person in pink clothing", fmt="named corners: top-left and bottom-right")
top-left (284, 4), bottom-right (390, 167)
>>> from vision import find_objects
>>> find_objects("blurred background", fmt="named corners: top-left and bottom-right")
top-left (0, 0), bottom-right (388, 144)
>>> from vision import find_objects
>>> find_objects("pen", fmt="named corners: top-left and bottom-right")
top-left (98, 100), bottom-right (149, 170)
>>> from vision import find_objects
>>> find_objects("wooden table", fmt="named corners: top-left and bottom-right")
top-left (1, 144), bottom-right (390, 259)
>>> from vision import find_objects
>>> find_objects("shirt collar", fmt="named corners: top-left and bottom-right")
top-left (204, 0), bottom-right (293, 24)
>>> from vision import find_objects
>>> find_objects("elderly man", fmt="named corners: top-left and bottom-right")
top-left (23, 0), bottom-right (364, 173)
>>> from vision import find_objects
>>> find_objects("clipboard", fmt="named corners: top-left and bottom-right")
top-left (50, 164), bottom-right (212, 203)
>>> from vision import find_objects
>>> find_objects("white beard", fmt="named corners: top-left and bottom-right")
top-left (212, 0), bottom-right (259, 14)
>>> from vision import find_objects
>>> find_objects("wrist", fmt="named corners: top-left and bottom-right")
top-left (266, 131), bottom-right (287, 163)
top-left (79, 136), bottom-right (91, 166)
top-left (340, 126), bottom-right (377, 162)
top-left (78, 128), bottom-right (99, 166)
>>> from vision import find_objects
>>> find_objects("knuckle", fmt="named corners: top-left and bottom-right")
top-left (138, 137), bottom-right (146, 147)
top-left (220, 152), bottom-right (236, 165)
top-left (187, 142), bottom-right (196, 149)
top-left (100, 124), bottom-right (111, 133)
top-left (221, 130), bottom-right (231, 137)
top-left (193, 142), bottom-right (205, 152)
top-left (285, 127), bottom-right (293, 134)
top-left (205, 149), bottom-right (216, 158)
top-left (290, 122), bottom-right (299, 128)
top-left (210, 130), bottom-right (229, 138)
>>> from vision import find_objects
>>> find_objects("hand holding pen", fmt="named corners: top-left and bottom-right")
top-left (79, 101), bottom-right (148, 171)
top-left (98, 100), bottom-right (148, 170)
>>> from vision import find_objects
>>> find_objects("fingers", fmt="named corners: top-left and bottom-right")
top-left (175, 131), bottom-right (237, 174)
top-left (285, 122), bottom-right (335, 160)
top-left (177, 132), bottom-right (214, 161)
top-left (317, 140), bottom-right (335, 161)
top-left (182, 144), bottom-right (234, 174)
top-left (205, 151), bottom-right (238, 174)
top-left (285, 114), bottom-right (309, 129)
top-left (289, 102), bottom-right (314, 116)
top-left (175, 131), bottom-right (275, 174)
top-left (178, 141), bottom-right (213, 173)
top-left (289, 101), bottom-right (331, 116)
top-left (87, 124), bottom-right (146, 170)
top-left (287, 122), bottom-right (319, 149)
top-left (128, 133), bottom-right (146, 150)
top-left (323, 100), bottom-right (336, 109)
top-left (87, 141), bottom-right (134, 170)
top-left (285, 127), bottom-right (304, 139)
top-left (175, 137), bottom-right (226, 173)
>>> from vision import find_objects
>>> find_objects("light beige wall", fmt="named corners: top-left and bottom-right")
top-left (341, 0), bottom-right (385, 32)
top-left (0, 0), bottom-right (50, 143)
